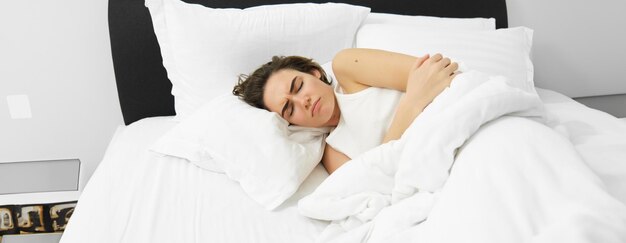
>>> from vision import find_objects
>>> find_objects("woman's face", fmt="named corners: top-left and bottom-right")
top-left (263, 68), bottom-right (339, 128)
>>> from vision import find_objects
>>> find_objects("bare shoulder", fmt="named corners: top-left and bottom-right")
top-left (332, 49), bottom-right (370, 94)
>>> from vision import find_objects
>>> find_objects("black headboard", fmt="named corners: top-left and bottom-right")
top-left (109, 0), bottom-right (508, 125)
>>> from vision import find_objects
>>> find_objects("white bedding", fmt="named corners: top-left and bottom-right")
top-left (382, 116), bottom-right (626, 243)
top-left (60, 88), bottom-right (626, 243)
top-left (60, 117), bottom-right (328, 243)
top-left (538, 88), bottom-right (626, 203)
top-left (298, 74), bottom-right (626, 242)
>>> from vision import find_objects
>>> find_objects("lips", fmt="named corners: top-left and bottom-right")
top-left (311, 98), bottom-right (320, 117)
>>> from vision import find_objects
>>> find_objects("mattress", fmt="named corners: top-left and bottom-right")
top-left (60, 117), bottom-right (328, 243)
top-left (60, 89), bottom-right (626, 243)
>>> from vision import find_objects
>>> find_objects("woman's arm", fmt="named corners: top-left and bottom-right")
top-left (333, 48), bottom-right (458, 143)
top-left (332, 48), bottom-right (416, 93)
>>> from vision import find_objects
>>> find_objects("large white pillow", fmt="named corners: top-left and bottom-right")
top-left (356, 25), bottom-right (535, 93)
top-left (145, 0), bottom-right (370, 119)
top-left (364, 12), bottom-right (495, 30)
top-left (151, 94), bottom-right (329, 210)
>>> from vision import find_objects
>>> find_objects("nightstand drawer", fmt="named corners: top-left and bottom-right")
top-left (1, 233), bottom-right (62, 243)
top-left (0, 159), bottom-right (80, 194)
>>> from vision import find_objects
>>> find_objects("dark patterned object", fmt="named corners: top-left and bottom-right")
top-left (0, 201), bottom-right (76, 236)
top-left (49, 202), bottom-right (75, 232)
top-left (0, 206), bottom-right (18, 235)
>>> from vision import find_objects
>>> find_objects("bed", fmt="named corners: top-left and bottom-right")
top-left (59, 0), bottom-right (626, 242)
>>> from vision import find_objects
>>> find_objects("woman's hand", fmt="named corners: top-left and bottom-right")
top-left (405, 53), bottom-right (458, 106)
top-left (382, 53), bottom-right (458, 143)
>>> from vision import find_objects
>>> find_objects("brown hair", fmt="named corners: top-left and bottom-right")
top-left (233, 56), bottom-right (331, 109)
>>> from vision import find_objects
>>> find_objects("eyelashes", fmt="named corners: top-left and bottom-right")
top-left (289, 80), bottom-right (303, 117)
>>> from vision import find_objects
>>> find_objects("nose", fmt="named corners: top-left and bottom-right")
top-left (292, 94), bottom-right (311, 109)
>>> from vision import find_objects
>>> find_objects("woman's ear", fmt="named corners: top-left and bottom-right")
top-left (311, 69), bottom-right (321, 79)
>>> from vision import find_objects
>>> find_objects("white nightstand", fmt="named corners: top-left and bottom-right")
top-left (0, 158), bottom-right (80, 242)
top-left (0, 191), bottom-right (79, 208)
top-left (1, 233), bottom-right (62, 243)
top-left (0, 159), bottom-right (80, 195)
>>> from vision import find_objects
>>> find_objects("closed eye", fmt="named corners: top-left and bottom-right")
top-left (297, 79), bottom-right (303, 92)
top-left (281, 76), bottom-right (298, 118)
top-left (284, 102), bottom-right (294, 118)
top-left (289, 80), bottom-right (304, 116)
top-left (289, 78), bottom-right (303, 117)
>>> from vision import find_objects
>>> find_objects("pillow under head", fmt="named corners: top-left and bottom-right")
top-left (145, 0), bottom-right (371, 119)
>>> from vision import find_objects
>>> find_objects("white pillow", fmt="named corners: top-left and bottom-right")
top-left (356, 25), bottom-right (535, 93)
top-left (145, 0), bottom-right (370, 119)
top-left (364, 12), bottom-right (495, 30)
top-left (151, 94), bottom-right (329, 210)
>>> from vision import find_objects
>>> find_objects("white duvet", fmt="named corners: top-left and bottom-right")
top-left (298, 71), bottom-right (626, 243)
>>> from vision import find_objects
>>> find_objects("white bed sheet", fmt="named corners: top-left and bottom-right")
top-left (60, 117), bottom-right (328, 243)
top-left (537, 88), bottom-right (626, 203)
top-left (60, 88), bottom-right (626, 243)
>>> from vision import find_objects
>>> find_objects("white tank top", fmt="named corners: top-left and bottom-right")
top-left (325, 83), bottom-right (403, 159)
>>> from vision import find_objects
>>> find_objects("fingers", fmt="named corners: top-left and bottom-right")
top-left (423, 53), bottom-right (452, 68)
top-left (421, 53), bottom-right (442, 67)
top-left (430, 53), bottom-right (443, 62)
top-left (447, 72), bottom-right (457, 86)
top-left (412, 54), bottom-right (430, 69)
top-left (429, 53), bottom-right (457, 75)
top-left (433, 54), bottom-right (458, 87)
top-left (405, 53), bottom-right (460, 105)
top-left (443, 61), bottom-right (459, 75)
top-left (413, 52), bottom-right (458, 82)
top-left (439, 57), bottom-right (451, 70)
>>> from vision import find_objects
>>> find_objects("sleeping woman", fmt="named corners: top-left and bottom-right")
top-left (232, 48), bottom-right (459, 174)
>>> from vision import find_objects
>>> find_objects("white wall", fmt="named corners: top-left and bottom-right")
top-left (507, 0), bottom-right (626, 97)
top-left (0, 0), bottom-right (123, 191)
top-left (506, 0), bottom-right (626, 117)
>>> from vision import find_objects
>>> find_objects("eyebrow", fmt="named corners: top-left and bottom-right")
top-left (280, 76), bottom-right (298, 118)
